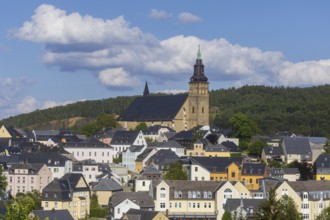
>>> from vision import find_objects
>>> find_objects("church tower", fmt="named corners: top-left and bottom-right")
top-left (188, 46), bottom-right (209, 128)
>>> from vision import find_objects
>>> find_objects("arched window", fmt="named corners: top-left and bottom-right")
top-left (197, 191), bottom-right (201, 198)
top-left (224, 189), bottom-right (232, 199)
top-left (202, 107), bottom-right (204, 113)
top-left (192, 106), bottom-right (195, 113)
top-left (208, 191), bottom-right (212, 198)
top-left (178, 191), bottom-right (182, 198)
top-left (188, 191), bottom-right (192, 198)
top-left (174, 191), bottom-right (178, 198)
top-left (203, 191), bottom-right (208, 199)
top-left (192, 191), bottom-right (196, 198)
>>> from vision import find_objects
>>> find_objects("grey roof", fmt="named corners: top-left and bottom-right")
top-left (143, 163), bottom-right (161, 174)
top-left (125, 145), bottom-right (145, 153)
top-left (92, 179), bottom-right (122, 191)
top-left (158, 140), bottom-right (184, 149)
top-left (282, 137), bottom-right (312, 155)
top-left (110, 192), bottom-right (154, 208)
top-left (263, 146), bottom-right (284, 156)
top-left (241, 163), bottom-right (266, 176)
top-left (205, 145), bottom-right (229, 152)
top-left (33, 130), bottom-right (60, 136)
top-left (136, 148), bottom-right (155, 162)
top-left (19, 152), bottom-right (71, 167)
top-left (308, 137), bottom-right (328, 145)
top-left (286, 180), bottom-right (330, 194)
top-left (110, 130), bottom-right (140, 145)
top-left (282, 168), bottom-right (300, 174)
top-left (224, 198), bottom-right (266, 215)
top-left (9, 163), bottom-right (44, 174)
top-left (147, 149), bottom-right (179, 171)
top-left (315, 154), bottom-right (330, 169)
top-left (31, 209), bottom-right (74, 220)
top-left (123, 208), bottom-right (161, 220)
top-left (61, 137), bottom-right (112, 148)
top-left (118, 94), bottom-right (188, 122)
top-left (143, 125), bottom-right (174, 135)
top-left (190, 157), bottom-right (243, 173)
top-left (220, 141), bottom-right (241, 152)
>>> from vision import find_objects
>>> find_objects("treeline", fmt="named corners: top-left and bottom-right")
top-left (210, 85), bottom-right (330, 137)
top-left (2, 85), bottom-right (330, 137)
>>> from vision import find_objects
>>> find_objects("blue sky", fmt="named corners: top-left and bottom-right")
top-left (1, 1), bottom-right (330, 119)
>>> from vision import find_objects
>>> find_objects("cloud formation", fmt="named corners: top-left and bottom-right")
top-left (149, 9), bottom-right (171, 20)
top-left (13, 4), bottom-right (330, 91)
top-left (178, 12), bottom-right (202, 24)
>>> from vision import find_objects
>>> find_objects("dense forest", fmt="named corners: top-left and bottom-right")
top-left (1, 85), bottom-right (330, 137)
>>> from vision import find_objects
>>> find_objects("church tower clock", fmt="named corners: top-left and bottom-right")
top-left (188, 46), bottom-right (209, 128)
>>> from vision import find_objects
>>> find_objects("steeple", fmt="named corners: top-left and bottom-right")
top-left (143, 81), bottom-right (150, 96)
top-left (190, 45), bottom-right (208, 82)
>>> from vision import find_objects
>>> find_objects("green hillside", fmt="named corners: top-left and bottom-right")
top-left (1, 85), bottom-right (330, 137)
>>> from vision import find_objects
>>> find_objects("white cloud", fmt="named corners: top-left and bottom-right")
top-left (149, 9), bottom-right (171, 20)
top-left (157, 89), bottom-right (187, 94)
top-left (98, 68), bottom-right (140, 89)
top-left (178, 12), bottom-right (202, 24)
top-left (13, 4), bottom-right (330, 90)
top-left (16, 96), bottom-right (38, 114)
top-left (42, 100), bottom-right (74, 109)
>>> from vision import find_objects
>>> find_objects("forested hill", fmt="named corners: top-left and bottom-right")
top-left (1, 85), bottom-right (330, 136)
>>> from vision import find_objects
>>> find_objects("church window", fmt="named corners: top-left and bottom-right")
top-left (202, 107), bottom-right (204, 113)
top-left (192, 107), bottom-right (195, 113)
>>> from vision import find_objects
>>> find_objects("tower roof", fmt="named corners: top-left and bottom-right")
top-left (143, 81), bottom-right (150, 96)
top-left (190, 46), bottom-right (208, 82)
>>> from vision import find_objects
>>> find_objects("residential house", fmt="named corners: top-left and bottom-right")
top-left (282, 137), bottom-right (313, 164)
top-left (143, 125), bottom-right (174, 142)
top-left (0, 125), bottom-right (25, 146)
top-left (149, 140), bottom-right (185, 157)
top-left (261, 146), bottom-right (285, 164)
top-left (122, 145), bottom-right (147, 171)
top-left (185, 139), bottom-right (206, 157)
top-left (204, 144), bottom-right (230, 157)
top-left (30, 129), bottom-right (60, 145)
top-left (220, 141), bottom-right (242, 154)
top-left (91, 178), bottom-right (123, 206)
top-left (29, 209), bottom-right (74, 220)
top-left (217, 134), bottom-right (239, 146)
top-left (240, 163), bottom-right (267, 190)
top-left (72, 159), bottom-right (111, 184)
top-left (6, 163), bottom-right (52, 196)
top-left (41, 173), bottom-right (90, 220)
top-left (121, 208), bottom-right (168, 220)
top-left (19, 152), bottom-right (72, 179)
top-left (110, 130), bottom-right (146, 157)
top-left (314, 154), bottom-right (330, 180)
top-left (146, 149), bottom-right (179, 171)
top-left (62, 138), bottom-right (115, 164)
top-left (224, 198), bottom-right (266, 219)
top-left (135, 148), bottom-right (158, 173)
top-left (267, 167), bottom-right (300, 181)
top-left (109, 191), bottom-right (154, 220)
top-left (135, 164), bottom-right (162, 192)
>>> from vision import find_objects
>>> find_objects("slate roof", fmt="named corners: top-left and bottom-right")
top-left (118, 94), bottom-right (188, 121)
top-left (124, 145), bottom-right (145, 153)
top-left (158, 140), bottom-right (184, 149)
top-left (91, 179), bottom-right (122, 191)
top-left (263, 146), bottom-right (284, 156)
top-left (220, 141), bottom-right (242, 152)
top-left (136, 148), bottom-right (155, 162)
top-left (110, 130), bottom-right (140, 145)
top-left (190, 157), bottom-right (243, 173)
top-left (171, 130), bottom-right (193, 140)
top-left (61, 137), bottom-right (112, 148)
top-left (123, 208), bottom-right (160, 220)
top-left (286, 180), bottom-right (330, 200)
top-left (224, 198), bottom-right (266, 216)
top-left (205, 145), bottom-right (229, 152)
top-left (9, 163), bottom-right (44, 174)
top-left (308, 137), bottom-right (328, 145)
top-left (31, 209), bottom-right (74, 220)
top-left (3, 125), bottom-right (24, 138)
top-left (19, 152), bottom-right (71, 167)
top-left (282, 168), bottom-right (300, 175)
top-left (282, 137), bottom-right (312, 155)
top-left (314, 154), bottom-right (330, 169)
top-left (110, 192), bottom-right (155, 208)
top-left (143, 125), bottom-right (174, 135)
top-left (147, 149), bottom-right (180, 170)
top-left (42, 173), bottom-right (89, 201)
top-left (241, 163), bottom-right (266, 176)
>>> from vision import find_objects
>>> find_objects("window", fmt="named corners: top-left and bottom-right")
top-left (117, 208), bottom-right (120, 214)
top-left (142, 181), bottom-right (145, 187)
top-left (188, 191), bottom-right (192, 198)
top-left (231, 172), bottom-right (235, 178)
top-left (192, 191), bottom-right (196, 198)
top-left (45, 202), bottom-right (48, 208)
top-left (54, 202), bottom-right (58, 208)
top-left (197, 191), bottom-right (201, 198)
top-left (178, 202), bottom-right (181, 208)
top-left (202, 107), bottom-right (204, 113)
top-left (192, 106), bottom-right (195, 113)
top-left (208, 191), bottom-right (212, 198)
top-left (160, 203), bottom-right (166, 208)
top-left (203, 191), bottom-right (208, 199)
top-left (178, 191), bottom-right (182, 198)
top-left (224, 189), bottom-right (232, 199)
top-left (195, 167), bottom-right (198, 172)
top-left (174, 191), bottom-right (178, 198)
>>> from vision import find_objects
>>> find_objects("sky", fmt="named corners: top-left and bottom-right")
top-left (1, 1), bottom-right (330, 119)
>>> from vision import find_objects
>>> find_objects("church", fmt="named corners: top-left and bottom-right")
top-left (117, 48), bottom-right (209, 132)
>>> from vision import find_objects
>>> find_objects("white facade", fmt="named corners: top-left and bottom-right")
top-left (112, 199), bottom-right (140, 220)
top-left (72, 163), bottom-right (104, 184)
top-left (111, 131), bottom-right (147, 157)
top-left (122, 145), bottom-right (147, 171)
top-left (64, 146), bottom-right (115, 164)
top-left (218, 135), bottom-right (239, 146)
top-left (190, 164), bottom-right (210, 181)
top-left (49, 160), bottom-right (72, 179)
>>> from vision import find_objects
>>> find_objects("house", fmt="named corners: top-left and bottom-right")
top-left (143, 125), bottom-right (174, 142)
top-left (41, 173), bottom-right (90, 220)
top-left (204, 144), bottom-right (230, 157)
top-left (122, 145), bottom-right (147, 171)
top-left (149, 140), bottom-right (185, 157)
top-left (274, 180), bottom-right (330, 220)
top-left (220, 140), bottom-right (242, 154)
top-left (121, 208), bottom-right (168, 220)
top-left (19, 152), bottom-right (72, 179)
top-left (0, 125), bottom-right (25, 146)
top-left (110, 130), bottom-right (146, 157)
top-left (185, 139), bottom-right (206, 157)
top-left (261, 146), bottom-right (284, 164)
top-left (240, 163), bottom-right (267, 190)
top-left (62, 138), bottom-right (115, 164)
top-left (217, 134), bottom-right (239, 146)
top-left (135, 148), bottom-right (158, 173)
top-left (267, 167), bottom-right (300, 181)
top-left (29, 209), bottom-right (74, 220)
top-left (146, 149), bottom-right (180, 171)
top-left (314, 154), bottom-right (330, 180)
top-left (109, 191), bottom-right (155, 220)
top-left (91, 178), bottom-right (123, 206)
top-left (118, 49), bottom-right (209, 132)
top-left (72, 159), bottom-right (111, 184)
top-left (6, 163), bottom-right (52, 196)
top-left (30, 129), bottom-right (60, 145)
top-left (135, 164), bottom-right (162, 192)
top-left (224, 198), bottom-right (266, 219)
top-left (282, 137), bottom-right (313, 163)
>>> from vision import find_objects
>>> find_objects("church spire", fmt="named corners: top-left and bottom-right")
top-left (190, 46), bottom-right (208, 82)
top-left (143, 81), bottom-right (150, 96)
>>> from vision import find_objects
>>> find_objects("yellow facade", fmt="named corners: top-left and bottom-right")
top-left (204, 151), bottom-right (230, 157)
top-left (241, 175), bottom-right (264, 190)
top-left (0, 125), bottom-right (12, 138)
top-left (227, 163), bottom-right (241, 181)
top-left (185, 142), bottom-right (205, 156)
top-left (95, 191), bottom-right (113, 206)
top-left (135, 161), bottom-right (143, 173)
top-left (315, 174), bottom-right (330, 180)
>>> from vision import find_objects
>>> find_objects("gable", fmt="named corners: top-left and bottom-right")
top-left (0, 126), bottom-right (12, 138)
top-left (76, 176), bottom-right (88, 188)
top-left (118, 94), bottom-right (188, 121)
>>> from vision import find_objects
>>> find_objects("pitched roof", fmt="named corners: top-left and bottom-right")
top-left (9, 163), bottom-right (45, 174)
top-left (110, 130), bottom-right (140, 145)
top-left (205, 145), bottom-right (229, 152)
top-left (110, 192), bottom-right (154, 208)
top-left (283, 137), bottom-right (312, 155)
top-left (19, 152), bottom-right (71, 167)
top-left (190, 156), bottom-right (243, 173)
top-left (143, 125), bottom-right (174, 135)
top-left (92, 179), bottom-right (122, 191)
top-left (123, 209), bottom-right (160, 220)
top-left (287, 180), bottom-right (330, 193)
top-left (241, 163), bottom-right (266, 176)
top-left (136, 148), bottom-right (155, 162)
top-left (315, 154), bottom-right (330, 169)
top-left (224, 198), bottom-right (266, 215)
top-left (158, 140), bottom-right (184, 149)
top-left (31, 209), bottom-right (74, 220)
top-left (148, 149), bottom-right (179, 170)
top-left (263, 146), bottom-right (284, 156)
top-left (220, 141), bottom-right (242, 152)
top-left (118, 94), bottom-right (188, 121)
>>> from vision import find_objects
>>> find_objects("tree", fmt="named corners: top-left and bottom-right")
top-left (134, 122), bottom-right (147, 131)
top-left (95, 113), bottom-right (118, 128)
top-left (0, 165), bottom-right (7, 196)
top-left (229, 113), bottom-right (257, 142)
top-left (287, 160), bottom-right (313, 180)
top-left (276, 195), bottom-right (302, 220)
top-left (316, 206), bottom-right (330, 220)
top-left (257, 187), bottom-right (279, 220)
top-left (222, 210), bottom-right (233, 220)
top-left (247, 140), bottom-right (265, 157)
top-left (164, 161), bottom-right (188, 180)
